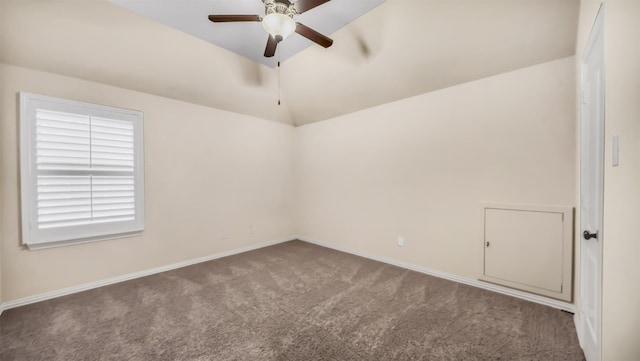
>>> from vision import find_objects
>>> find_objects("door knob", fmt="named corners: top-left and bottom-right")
top-left (583, 230), bottom-right (598, 240)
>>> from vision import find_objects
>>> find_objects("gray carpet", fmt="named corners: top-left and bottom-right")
top-left (0, 240), bottom-right (584, 361)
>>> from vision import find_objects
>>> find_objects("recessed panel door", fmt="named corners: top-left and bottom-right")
top-left (484, 209), bottom-right (564, 293)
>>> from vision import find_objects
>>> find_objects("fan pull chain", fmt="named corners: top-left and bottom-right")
top-left (277, 46), bottom-right (281, 106)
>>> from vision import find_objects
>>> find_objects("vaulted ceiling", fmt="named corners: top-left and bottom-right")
top-left (0, 0), bottom-right (579, 126)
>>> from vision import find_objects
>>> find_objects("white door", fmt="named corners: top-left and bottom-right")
top-left (579, 5), bottom-right (605, 361)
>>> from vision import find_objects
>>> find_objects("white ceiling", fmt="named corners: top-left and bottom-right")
top-left (0, 0), bottom-right (579, 126)
top-left (108, 0), bottom-right (385, 68)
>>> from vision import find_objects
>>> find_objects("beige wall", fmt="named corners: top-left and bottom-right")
top-left (295, 57), bottom-right (576, 281)
top-left (0, 64), bottom-right (295, 302)
top-left (0, 63), bottom-right (4, 305)
top-left (0, 58), bottom-right (578, 306)
top-left (602, 3), bottom-right (640, 358)
top-left (576, 1), bottom-right (640, 360)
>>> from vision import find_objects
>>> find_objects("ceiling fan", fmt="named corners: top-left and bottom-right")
top-left (208, 0), bottom-right (334, 58)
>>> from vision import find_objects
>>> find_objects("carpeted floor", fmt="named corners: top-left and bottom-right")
top-left (0, 240), bottom-right (584, 361)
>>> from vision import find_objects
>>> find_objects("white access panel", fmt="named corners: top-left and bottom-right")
top-left (481, 204), bottom-right (573, 301)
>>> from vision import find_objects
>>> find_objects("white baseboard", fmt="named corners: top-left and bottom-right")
top-left (0, 235), bottom-right (297, 313)
top-left (1, 235), bottom-right (575, 315)
top-left (295, 235), bottom-right (576, 313)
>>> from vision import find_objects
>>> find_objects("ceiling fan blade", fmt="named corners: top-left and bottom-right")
top-left (293, 0), bottom-right (330, 14)
top-left (264, 35), bottom-right (278, 57)
top-left (208, 15), bottom-right (261, 23)
top-left (295, 23), bottom-right (333, 48)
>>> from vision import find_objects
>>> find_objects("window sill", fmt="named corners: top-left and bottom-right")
top-left (25, 230), bottom-right (144, 250)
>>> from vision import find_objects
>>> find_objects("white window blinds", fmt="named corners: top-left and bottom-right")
top-left (21, 93), bottom-right (144, 249)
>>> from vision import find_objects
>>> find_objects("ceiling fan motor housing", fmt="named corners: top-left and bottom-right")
top-left (264, 0), bottom-right (297, 17)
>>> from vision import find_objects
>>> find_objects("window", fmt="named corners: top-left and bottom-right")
top-left (20, 92), bottom-right (145, 249)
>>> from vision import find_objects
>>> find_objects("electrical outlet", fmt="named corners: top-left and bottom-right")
top-left (221, 230), bottom-right (229, 240)
top-left (247, 225), bottom-right (254, 235)
top-left (397, 236), bottom-right (404, 247)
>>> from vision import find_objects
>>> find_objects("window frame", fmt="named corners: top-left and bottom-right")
top-left (20, 92), bottom-right (145, 249)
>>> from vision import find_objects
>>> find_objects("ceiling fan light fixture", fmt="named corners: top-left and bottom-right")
top-left (262, 13), bottom-right (296, 42)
